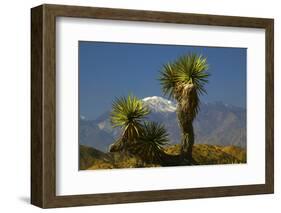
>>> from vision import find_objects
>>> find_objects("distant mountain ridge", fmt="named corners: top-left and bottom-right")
top-left (79, 96), bottom-right (246, 152)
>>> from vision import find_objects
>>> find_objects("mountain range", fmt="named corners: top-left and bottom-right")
top-left (79, 96), bottom-right (246, 152)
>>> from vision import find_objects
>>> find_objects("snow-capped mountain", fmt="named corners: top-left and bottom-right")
top-left (142, 96), bottom-right (176, 113)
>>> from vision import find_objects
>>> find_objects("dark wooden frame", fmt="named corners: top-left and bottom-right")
top-left (31, 4), bottom-right (274, 208)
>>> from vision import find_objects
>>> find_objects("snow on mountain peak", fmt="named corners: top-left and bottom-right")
top-left (142, 96), bottom-right (176, 113)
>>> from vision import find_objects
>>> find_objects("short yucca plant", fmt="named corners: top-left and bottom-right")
top-left (131, 121), bottom-right (169, 164)
top-left (109, 95), bottom-right (150, 152)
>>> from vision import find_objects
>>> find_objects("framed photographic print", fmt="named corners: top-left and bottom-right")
top-left (31, 4), bottom-right (274, 208)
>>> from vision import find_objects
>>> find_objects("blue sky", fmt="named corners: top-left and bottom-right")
top-left (79, 41), bottom-right (246, 120)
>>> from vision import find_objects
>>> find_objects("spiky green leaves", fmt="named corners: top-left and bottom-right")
top-left (131, 121), bottom-right (169, 163)
top-left (110, 95), bottom-right (150, 142)
top-left (139, 121), bottom-right (169, 147)
top-left (159, 53), bottom-right (209, 98)
top-left (159, 63), bottom-right (177, 99)
top-left (110, 95), bottom-right (170, 161)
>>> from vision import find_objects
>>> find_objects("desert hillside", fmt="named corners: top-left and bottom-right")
top-left (79, 144), bottom-right (246, 170)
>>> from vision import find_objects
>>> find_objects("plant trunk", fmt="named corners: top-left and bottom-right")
top-left (180, 121), bottom-right (194, 161)
top-left (174, 83), bottom-right (197, 162)
top-left (177, 108), bottom-right (194, 161)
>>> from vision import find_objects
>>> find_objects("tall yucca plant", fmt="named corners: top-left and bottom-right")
top-left (109, 94), bottom-right (150, 152)
top-left (131, 121), bottom-right (169, 164)
top-left (159, 54), bottom-right (209, 160)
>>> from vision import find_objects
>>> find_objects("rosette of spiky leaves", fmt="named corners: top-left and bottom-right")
top-left (110, 95), bottom-right (150, 145)
top-left (159, 53), bottom-right (209, 120)
top-left (132, 121), bottom-right (169, 164)
top-left (174, 54), bottom-right (209, 95)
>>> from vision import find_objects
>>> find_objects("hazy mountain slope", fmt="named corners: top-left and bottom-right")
top-left (79, 96), bottom-right (246, 152)
top-left (193, 102), bottom-right (246, 148)
top-left (142, 97), bottom-right (246, 148)
top-left (79, 119), bottom-right (114, 152)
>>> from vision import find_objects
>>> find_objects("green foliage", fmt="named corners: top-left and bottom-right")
top-left (174, 54), bottom-right (209, 95)
top-left (159, 63), bottom-right (177, 99)
top-left (131, 121), bottom-right (169, 163)
top-left (109, 95), bottom-right (170, 162)
top-left (159, 53), bottom-right (210, 120)
top-left (110, 94), bottom-right (150, 144)
top-left (159, 53), bottom-right (210, 98)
